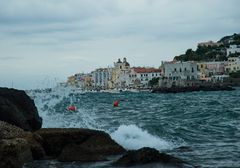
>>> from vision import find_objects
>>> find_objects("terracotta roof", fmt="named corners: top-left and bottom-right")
top-left (133, 67), bottom-right (161, 73)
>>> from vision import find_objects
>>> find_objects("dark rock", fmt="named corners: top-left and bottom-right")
top-left (0, 121), bottom-right (45, 160)
top-left (113, 147), bottom-right (193, 167)
top-left (36, 128), bottom-right (126, 160)
top-left (152, 85), bottom-right (235, 93)
top-left (0, 87), bottom-right (42, 131)
top-left (58, 143), bottom-right (107, 162)
top-left (0, 138), bottom-right (33, 168)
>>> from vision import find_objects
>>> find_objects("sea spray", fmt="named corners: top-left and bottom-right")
top-left (26, 88), bottom-right (240, 167)
top-left (27, 88), bottom-right (102, 129)
top-left (110, 124), bottom-right (173, 150)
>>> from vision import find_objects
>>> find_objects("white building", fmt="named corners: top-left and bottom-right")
top-left (129, 67), bottom-right (162, 87)
top-left (226, 45), bottom-right (240, 56)
top-left (198, 40), bottom-right (222, 47)
top-left (211, 75), bottom-right (229, 83)
top-left (92, 68), bottom-right (112, 89)
top-left (163, 61), bottom-right (198, 80)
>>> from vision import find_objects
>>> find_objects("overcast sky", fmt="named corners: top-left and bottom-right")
top-left (0, 0), bottom-right (239, 89)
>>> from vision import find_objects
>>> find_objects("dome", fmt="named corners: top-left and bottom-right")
top-left (117, 58), bottom-right (122, 63)
top-left (125, 62), bottom-right (130, 66)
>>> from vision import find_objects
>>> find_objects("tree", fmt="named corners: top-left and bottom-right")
top-left (148, 77), bottom-right (160, 87)
top-left (229, 70), bottom-right (240, 78)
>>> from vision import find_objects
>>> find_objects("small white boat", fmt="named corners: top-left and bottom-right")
top-left (100, 89), bottom-right (121, 94)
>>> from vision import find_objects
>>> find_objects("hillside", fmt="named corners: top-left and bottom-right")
top-left (174, 33), bottom-right (240, 62)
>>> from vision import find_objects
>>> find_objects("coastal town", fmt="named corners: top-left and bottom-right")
top-left (61, 34), bottom-right (240, 92)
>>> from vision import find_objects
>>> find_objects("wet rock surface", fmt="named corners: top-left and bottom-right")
top-left (0, 121), bottom-right (45, 168)
top-left (113, 147), bottom-right (194, 168)
top-left (0, 87), bottom-right (42, 131)
top-left (36, 128), bottom-right (126, 160)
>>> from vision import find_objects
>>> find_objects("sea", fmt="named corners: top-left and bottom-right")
top-left (25, 87), bottom-right (240, 168)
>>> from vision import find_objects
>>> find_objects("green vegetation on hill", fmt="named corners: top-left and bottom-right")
top-left (174, 33), bottom-right (240, 62)
top-left (219, 33), bottom-right (240, 45)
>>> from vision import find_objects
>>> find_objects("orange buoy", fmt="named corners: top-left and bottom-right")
top-left (113, 100), bottom-right (119, 107)
top-left (67, 105), bottom-right (77, 111)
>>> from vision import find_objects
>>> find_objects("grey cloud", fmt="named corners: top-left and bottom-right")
top-left (0, 0), bottom-right (119, 24)
top-left (0, 56), bottom-right (23, 60)
top-left (0, 0), bottom-right (240, 89)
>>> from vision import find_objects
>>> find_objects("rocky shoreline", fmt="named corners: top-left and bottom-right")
top-left (152, 85), bottom-right (235, 93)
top-left (0, 87), bottom-right (196, 168)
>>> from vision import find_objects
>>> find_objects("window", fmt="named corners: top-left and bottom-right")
top-left (174, 68), bottom-right (176, 72)
top-left (141, 74), bottom-right (143, 77)
top-left (180, 68), bottom-right (182, 72)
top-left (184, 68), bottom-right (187, 71)
top-left (192, 67), bottom-right (194, 73)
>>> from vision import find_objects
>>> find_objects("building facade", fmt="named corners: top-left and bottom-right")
top-left (129, 67), bottom-right (162, 88)
top-left (226, 45), bottom-right (240, 56)
top-left (163, 61), bottom-right (198, 80)
top-left (198, 41), bottom-right (222, 47)
top-left (67, 73), bottom-right (86, 88)
top-left (92, 68), bottom-right (112, 89)
top-left (109, 58), bottom-right (131, 89)
top-left (225, 56), bottom-right (240, 72)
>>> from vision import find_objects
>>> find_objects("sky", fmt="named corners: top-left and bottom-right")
top-left (0, 0), bottom-right (240, 89)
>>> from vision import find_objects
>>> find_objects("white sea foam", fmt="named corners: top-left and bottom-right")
top-left (27, 87), bottom-right (101, 129)
top-left (110, 124), bottom-right (172, 150)
top-left (28, 89), bottom-right (174, 151)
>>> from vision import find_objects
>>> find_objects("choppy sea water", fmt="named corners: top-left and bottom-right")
top-left (26, 88), bottom-right (240, 168)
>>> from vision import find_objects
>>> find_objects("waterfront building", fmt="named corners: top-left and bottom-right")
top-left (197, 63), bottom-right (208, 80)
top-left (82, 74), bottom-right (93, 90)
top-left (109, 58), bottom-right (131, 89)
top-left (66, 73), bottom-right (86, 88)
top-left (163, 61), bottom-right (198, 80)
top-left (129, 67), bottom-right (162, 88)
top-left (67, 75), bottom-right (76, 86)
top-left (197, 61), bottom-right (228, 80)
top-left (211, 75), bottom-right (229, 83)
top-left (225, 56), bottom-right (240, 72)
top-left (92, 68), bottom-right (112, 89)
top-left (226, 45), bottom-right (240, 56)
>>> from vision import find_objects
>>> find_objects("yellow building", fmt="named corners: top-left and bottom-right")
top-left (197, 63), bottom-right (207, 80)
top-left (67, 75), bottom-right (77, 86)
top-left (109, 58), bottom-right (131, 89)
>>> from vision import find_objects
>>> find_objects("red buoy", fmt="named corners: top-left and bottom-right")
top-left (67, 105), bottom-right (77, 111)
top-left (113, 100), bottom-right (119, 107)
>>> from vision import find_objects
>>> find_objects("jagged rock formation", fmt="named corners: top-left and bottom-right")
top-left (0, 87), bottom-right (42, 131)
